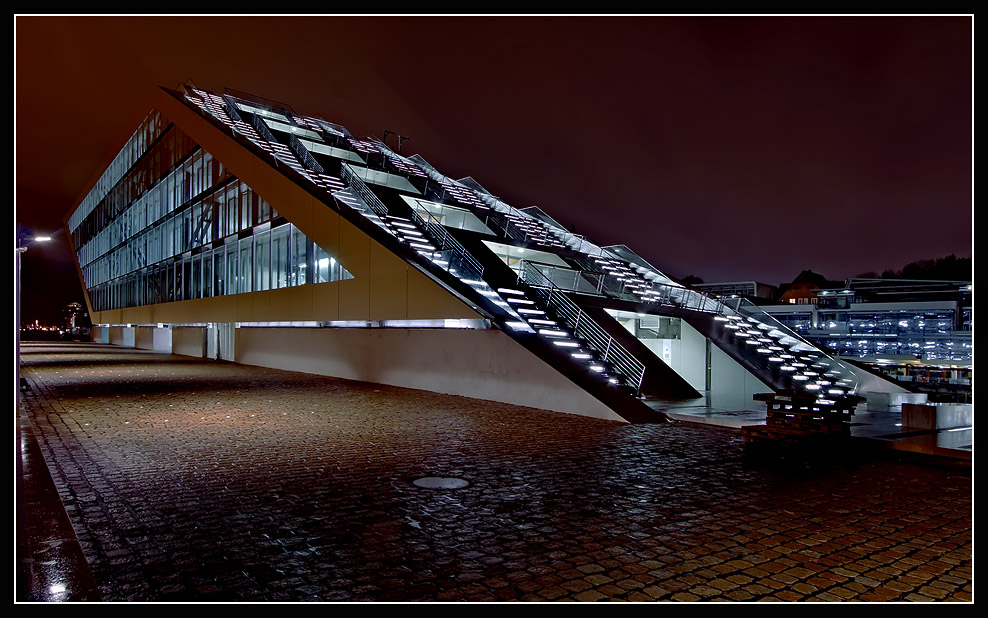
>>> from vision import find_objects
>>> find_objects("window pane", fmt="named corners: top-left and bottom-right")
top-left (239, 237), bottom-right (253, 294)
top-left (254, 230), bottom-right (270, 292)
top-left (271, 225), bottom-right (289, 289)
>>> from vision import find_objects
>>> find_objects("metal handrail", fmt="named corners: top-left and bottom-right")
top-left (221, 94), bottom-right (244, 124)
top-left (484, 210), bottom-right (529, 244)
top-left (520, 261), bottom-right (645, 392)
top-left (646, 282), bottom-right (723, 313)
top-left (249, 111), bottom-right (279, 144)
top-left (523, 263), bottom-right (609, 297)
top-left (339, 163), bottom-right (390, 218)
top-left (289, 133), bottom-right (324, 173)
top-left (340, 162), bottom-right (483, 279)
top-left (411, 210), bottom-right (485, 277)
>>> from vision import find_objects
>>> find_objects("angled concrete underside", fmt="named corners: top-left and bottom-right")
top-left (234, 327), bottom-right (623, 422)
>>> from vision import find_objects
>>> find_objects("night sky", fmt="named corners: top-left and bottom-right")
top-left (15, 15), bottom-right (973, 325)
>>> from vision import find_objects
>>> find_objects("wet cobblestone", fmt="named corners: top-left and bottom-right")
top-left (19, 343), bottom-right (972, 602)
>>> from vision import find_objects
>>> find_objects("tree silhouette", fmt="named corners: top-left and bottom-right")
top-left (857, 254), bottom-right (971, 281)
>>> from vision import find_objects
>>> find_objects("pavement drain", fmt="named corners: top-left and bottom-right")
top-left (412, 477), bottom-right (470, 490)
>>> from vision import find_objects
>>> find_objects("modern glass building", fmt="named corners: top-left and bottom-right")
top-left (66, 85), bottom-right (908, 423)
top-left (762, 279), bottom-right (972, 362)
top-left (760, 279), bottom-right (972, 398)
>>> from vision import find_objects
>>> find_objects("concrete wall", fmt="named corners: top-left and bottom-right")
top-left (638, 321), bottom-right (707, 392)
top-left (153, 328), bottom-right (172, 352)
top-left (135, 326), bottom-right (155, 350)
top-left (234, 326), bottom-right (624, 422)
top-left (109, 326), bottom-right (135, 347)
top-left (173, 327), bottom-right (206, 358)
top-left (217, 323), bottom-right (236, 361)
top-left (638, 320), bottom-right (768, 405)
top-left (867, 391), bottom-right (928, 411)
top-left (206, 326), bottom-right (218, 360)
top-left (708, 344), bottom-right (774, 410)
top-left (902, 403), bottom-right (973, 430)
top-left (673, 321), bottom-right (708, 392)
top-left (91, 326), bottom-right (109, 344)
top-left (135, 327), bottom-right (173, 352)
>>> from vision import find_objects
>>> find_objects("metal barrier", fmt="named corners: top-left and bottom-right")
top-left (339, 163), bottom-right (390, 218)
top-left (521, 261), bottom-right (645, 393)
top-left (411, 210), bottom-right (485, 277)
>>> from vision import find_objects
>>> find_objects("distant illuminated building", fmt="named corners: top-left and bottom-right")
top-left (763, 278), bottom-right (972, 364)
top-left (65, 85), bottom-right (911, 422)
top-left (694, 281), bottom-right (777, 301)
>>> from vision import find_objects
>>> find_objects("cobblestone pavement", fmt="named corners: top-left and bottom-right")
top-left (19, 342), bottom-right (972, 602)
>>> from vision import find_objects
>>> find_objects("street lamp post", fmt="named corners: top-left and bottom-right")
top-left (15, 232), bottom-right (53, 396)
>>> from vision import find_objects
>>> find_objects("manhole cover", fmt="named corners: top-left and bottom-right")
top-left (412, 477), bottom-right (470, 489)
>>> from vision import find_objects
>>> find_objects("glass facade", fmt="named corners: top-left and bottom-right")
top-left (69, 109), bottom-right (351, 313)
top-left (67, 110), bottom-right (169, 234)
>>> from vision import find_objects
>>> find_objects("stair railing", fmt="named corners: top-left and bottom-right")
top-left (339, 163), bottom-right (390, 219)
top-left (520, 261), bottom-right (645, 394)
top-left (411, 210), bottom-right (485, 278)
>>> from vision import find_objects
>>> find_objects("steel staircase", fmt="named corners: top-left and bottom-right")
top-left (182, 86), bottom-right (862, 416)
